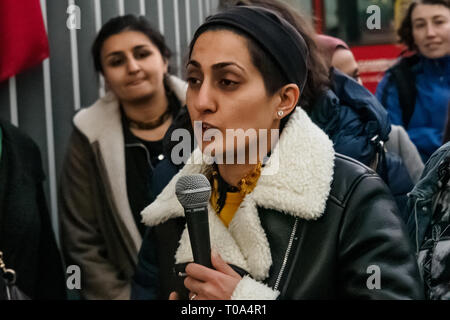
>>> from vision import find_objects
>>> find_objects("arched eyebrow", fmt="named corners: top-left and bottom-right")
top-left (413, 14), bottom-right (448, 23)
top-left (432, 14), bottom-right (449, 20)
top-left (211, 62), bottom-right (245, 72)
top-left (187, 60), bottom-right (245, 73)
top-left (105, 45), bottom-right (150, 58)
top-left (186, 60), bottom-right (201, 68)
top-left (412, 17), bottom-right (426, 24)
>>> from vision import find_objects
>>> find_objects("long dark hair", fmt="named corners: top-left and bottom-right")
top-left (398, 0), bottom-right (450, 51)
top-left (91, 14), bottom-right (172, 74)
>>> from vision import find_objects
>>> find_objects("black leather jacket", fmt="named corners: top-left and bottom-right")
top-left (259, 154), bottom-right (423, 299)
top-left (133, 153), bottom-right (424, 300)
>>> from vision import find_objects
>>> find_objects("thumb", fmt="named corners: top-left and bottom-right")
top-left (169, 291), bottom-right (179, 300)
top-left (211, 250), bottom-right (239, 277)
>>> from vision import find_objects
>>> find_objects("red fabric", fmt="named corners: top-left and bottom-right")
top-left (351, 44), bottom-right (406, 93)
top-left (313, 0), bottom-right (324, 34)
top-left (0, 0), bottom-right (49, 82)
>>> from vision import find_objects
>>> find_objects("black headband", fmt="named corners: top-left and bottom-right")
top-left (190, 6), bottom-right (309, 93)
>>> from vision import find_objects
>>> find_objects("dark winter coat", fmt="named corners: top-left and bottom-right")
top-left (310, 69), bottom-right (415, 222)
top-left (407, 142), bottom-right (450, 299)
top-left (0, 119), bottom-right (66, 300)
top-left (407, 142), bottom-right (450, 251)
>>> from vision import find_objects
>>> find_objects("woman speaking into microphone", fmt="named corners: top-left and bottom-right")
top-left (133, 6), bottom-right (424, 300)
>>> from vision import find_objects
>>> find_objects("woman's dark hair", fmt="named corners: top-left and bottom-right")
top-left (398, 0), bottom-right (450, 51)
top-left (217, 0), bottom-right (330, 114)
top-left (92, 14), bottom-right (172, 74)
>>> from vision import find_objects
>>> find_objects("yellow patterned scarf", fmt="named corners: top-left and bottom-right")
top-left (210, 163), bottom-right (262, 226)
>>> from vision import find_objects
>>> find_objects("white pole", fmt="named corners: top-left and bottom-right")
top-left (199, 0), bottom-right (204, 24)
top-left (140, 0), bottom-right (146, 16)
top-left (185, 0), bottom-right (191, 44)
top-left (118, 0), bottom-right (125, 15)
top-left (94, 0), bottom-right (105, 97)
top-left (158, 0), bottom-right (164, 33)
top-left (40, 0), bottom-right (60, 246)
top-left (174, 0), bottom-right (181, 76)
top-left (8, 77), bottom-right (18, 126)
top-left (68, 0), bottom-right (81, 110)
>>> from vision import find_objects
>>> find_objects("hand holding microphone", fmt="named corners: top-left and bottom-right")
top-left (173, 174), bottom-right (242, 300)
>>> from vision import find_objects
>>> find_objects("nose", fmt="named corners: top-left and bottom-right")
top-left (193, 81), bottom-right (217, 114)
top-left (127, 57), bottom-right (141, 73)
top-left (425, 23), bottom-right (437, 37)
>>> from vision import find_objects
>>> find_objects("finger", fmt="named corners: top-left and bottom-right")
top-left (169, 291), bottom-right (179, 300)
top-left (211, 250), bottom-right (240, 277)
top-left (185, 262), bottom-right (216, 282)
top-left (184, 275), bottom-right (205, 295)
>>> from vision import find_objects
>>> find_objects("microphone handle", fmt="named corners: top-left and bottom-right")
top-left (185, 206), bottom-right (212, 269)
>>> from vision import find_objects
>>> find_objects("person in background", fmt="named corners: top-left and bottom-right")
top-left (315, 34), bottom-right (363, 85)
top-left (376, 0), bottom-right (450, 163)
top-left (406, 141), bottom-right (450, 299)
top-left (315, 33), bottom-right (424, 184)
top-left (0, 119), bottom-right (66, 299)
top-left (385, 125), bottom-right (425, 184)
top-left (133, 5), bottom-right (423, 300)
top-left (59, 14), bottom-right (190, 299)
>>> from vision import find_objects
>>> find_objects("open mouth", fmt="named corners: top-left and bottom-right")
top-left (201, 122), bottom-right (217, 135)
top-left (193, 121), bottom-right (220, 145)
top-left (202, 122), bottom-right (212, 131)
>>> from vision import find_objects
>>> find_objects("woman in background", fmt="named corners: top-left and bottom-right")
top-left (315, 34), bottom-right (363, 85)
top-left (376, 0), bottom-right (450, 162)
top-left (59, 14), bottom-right (190, 299)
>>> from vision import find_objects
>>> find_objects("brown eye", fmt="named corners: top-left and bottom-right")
top-left (414, 22), bottom-right (425, 29)
top-left (187, 77), bottom-right (201, 87)
top-left (109, 58), bottom-right (124, 67)
top-left (135, 50), bottom-right (151, 59)
top-left (219, 79), bottom-right (238, 88)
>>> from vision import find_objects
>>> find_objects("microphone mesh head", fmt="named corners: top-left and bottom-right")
top-left (175, 174), bottom-right (211, 208)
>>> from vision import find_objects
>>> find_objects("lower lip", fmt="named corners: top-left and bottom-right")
top-left (426, 43), bottom-right (441, 49)
top-left (128, 80), bottom-right (145, 86)
top-left (202, 126), bottom-right (218, 136)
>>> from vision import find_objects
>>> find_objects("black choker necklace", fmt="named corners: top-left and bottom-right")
top-left (126, 108), bottom-right (171, 130)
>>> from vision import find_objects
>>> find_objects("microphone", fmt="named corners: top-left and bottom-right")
top-left (175, 174), bottom-right (212, 269)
